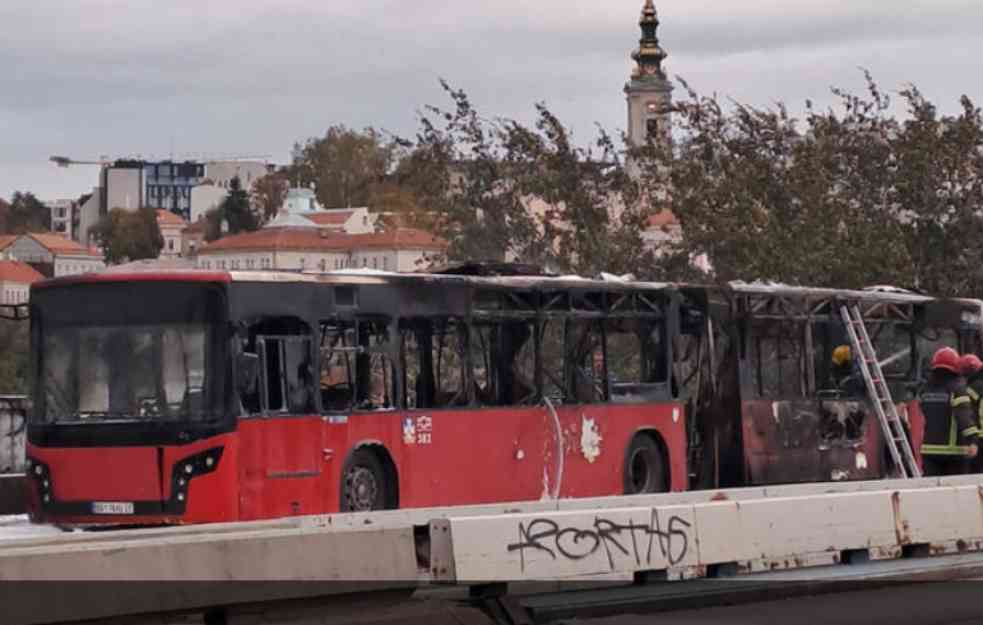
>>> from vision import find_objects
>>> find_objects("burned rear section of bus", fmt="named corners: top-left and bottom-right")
top-left (25, 279), bottom-right (236, 524)
top-left (681, 285), bottom-right (977, 488)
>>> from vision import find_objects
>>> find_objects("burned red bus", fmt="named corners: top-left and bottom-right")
top-left (25, 267), bottom-right (687, 526)
top-left (677, 283), bottom-right (983, 489)
top-left (23, 265), bottom-right (982, 527)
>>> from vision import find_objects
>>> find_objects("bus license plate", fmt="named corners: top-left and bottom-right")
top-left (91, 502), bottom-right (134, 515)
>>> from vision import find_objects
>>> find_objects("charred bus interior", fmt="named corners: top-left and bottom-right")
top-left (677, 285), bottom-right (983, 490)
top-left (230, 277), bottom-right (678, 421)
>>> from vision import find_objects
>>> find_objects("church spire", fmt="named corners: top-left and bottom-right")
top-left (631, 0), bottom-right (667, 81)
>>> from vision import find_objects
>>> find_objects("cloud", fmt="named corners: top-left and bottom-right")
top-left (2, 0), bottom-right (982, 198)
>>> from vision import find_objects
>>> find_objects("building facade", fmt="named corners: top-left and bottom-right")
top-left (156, 210), bottom-right (187, 260)
top-left (0, 260), bottom-right (44, 305)
top-left (47, 199), bottom-right (77, 238)
top-left (205, 161), bottom-right (273, 191)
top-left (144, 160), bottom-right (205, 220)
top-left (0, 233), bottom-right (104, 278)
top-left (195, 220), bottom-right (446, 273)
top-left (626, 0), bottom-right (673, 149)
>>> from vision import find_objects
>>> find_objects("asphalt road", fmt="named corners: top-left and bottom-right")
top-left (564, 582), bottom-right (983, 625)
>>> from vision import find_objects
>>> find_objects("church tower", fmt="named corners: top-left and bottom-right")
top-left (625, 0), bottom-right (672, 148)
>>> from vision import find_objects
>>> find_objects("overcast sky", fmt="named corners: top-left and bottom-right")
top-left (2, 0), bottom-right (981, 201)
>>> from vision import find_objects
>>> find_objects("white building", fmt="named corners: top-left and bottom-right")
top-left (282, 187), bottom-right (321, 214)
top-left (47, 199), bottom-right (76, 238)
top-left (76, 189), bottom-right (101, 248)
top-left (189, 182), bottom-right (227, 224)
top-left (195, 216), bottom-right (446, 273)
top-left (0, 259), bottom-right (43, 305)
top-left (156, 210), bottom-right (187, 259)
top-left (0, 233), bottom-right (105, 278)
top-left (295, 207), bottom-right (376, 234)
top-left (205, 161), bottom-right (273, 191)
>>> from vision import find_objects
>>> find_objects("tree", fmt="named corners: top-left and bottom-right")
top-left (90, 207), bottom-right (164, 264)
top-left (288, 125), bottom-right (398, 209)
top-left (401, 81), bottom-right (655, 277)
top-left (0, 319), bottom-right (29, 394)
top-left (205, 176), bottom-right (260, 242)
top-left (251, 172), bottom-right (289, 223)
top-left (3, 192), bottom-right (51, 234)
top-left (634, 72), bottom-right (983, 296)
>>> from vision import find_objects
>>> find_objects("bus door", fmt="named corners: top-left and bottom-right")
top-left (740, 315), bottom-right (833, 485)
top-left (237, 317), bottom-right (322, 518)
top-left (808, 315), bottom-right (904, 482)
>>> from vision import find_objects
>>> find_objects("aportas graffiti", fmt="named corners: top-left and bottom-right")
top-left (506, 508), bottom-right (692, 573)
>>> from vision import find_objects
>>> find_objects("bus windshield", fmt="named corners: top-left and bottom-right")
top-left (32, 281), bottom-right (226, 425)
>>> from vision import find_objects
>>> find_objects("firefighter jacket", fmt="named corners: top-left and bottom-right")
top-left (965, 375), bottom-right (983, 439)
top-left (920, 377), bottom-right (979, 456)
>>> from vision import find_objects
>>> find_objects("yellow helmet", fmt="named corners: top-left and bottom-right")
top-left (832, 345), bottom-right (852, 367)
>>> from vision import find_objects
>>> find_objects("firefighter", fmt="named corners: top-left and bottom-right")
top-left (919, 347), bottom-right (979, 476)
top-left (959, 353), bottom-right (983, 473)
top-left (831, 345), bottom-right (865, 397)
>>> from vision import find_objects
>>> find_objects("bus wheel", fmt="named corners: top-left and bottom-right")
top-left (624, 434), bottom-right (667, 495)
top-left (341, 449), bottom-right (389, 512)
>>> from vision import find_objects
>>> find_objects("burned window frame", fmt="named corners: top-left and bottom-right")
top-left (237, 315), bottom-right (317, 418)
top-left (399, 316), bottom-right (470, 410)
top-left (351, 316), bottom-right (399, 412)
top-left (468, 286), bottom-right (673, 408)
top-left (317, 319), bottom-right (358, 414)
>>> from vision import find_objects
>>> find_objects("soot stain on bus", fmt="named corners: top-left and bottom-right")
top-left (16, 266), bottom-right (983, 527)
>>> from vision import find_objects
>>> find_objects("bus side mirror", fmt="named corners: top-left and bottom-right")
top-left (237, 352), bottom-right (260, 395)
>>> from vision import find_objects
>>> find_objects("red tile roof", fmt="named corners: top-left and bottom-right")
top-left (304, 211), bottom-right (354, 227)
top-left (182, 218), bottom-right (208, 235)
top-left (0, 235), bottom-right (16, 251)
top-left (348, 228), bottom-right (446, 251)
top-left (0, 260), bottom-right (44, 284)
top-left (25, 233), bottom-right (102, 257)
top-left (198, 227), bottom-right (446, 255)
top-left (647, 209), bottom-right (679, 229)
top-left (198, 227), bottom-right (349, 255)
top-left (156, 209), bottom-right (187, 227)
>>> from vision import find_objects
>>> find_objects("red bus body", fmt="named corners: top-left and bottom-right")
top-left (27, 404), bottom-right (686, 525)
top-left (25, 270), bottom-right (687, 526)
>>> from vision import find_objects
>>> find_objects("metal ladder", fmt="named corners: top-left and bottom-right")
top-left (839, 304), bottom-right (922, 479)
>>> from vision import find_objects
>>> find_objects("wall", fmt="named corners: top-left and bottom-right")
top-left (197, 250), bottom-right (349, 272)
top-left (0, 281), bottom-right (31, 305)
top-left (190, 184), bottom-right (227, 224)
top-left (53, 255), bottom-right (105, 277)
top-left (205, 161), bottom-right (271, 190)
top-left (77, 188), bottom-right (101, 247)
top-left (0, 396), bottom-right (28, 474)
top-left (105, 167), bottom-right (143, 211)
top-left (5, 237), bottom-right (51, 265)
top-left (159, 226), bottom-right (183, 259)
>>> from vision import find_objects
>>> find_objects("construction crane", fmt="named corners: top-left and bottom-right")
top-left (50, 153), bottom-right (274, 168)
top-left (49, 155), bottom-right (113, 168)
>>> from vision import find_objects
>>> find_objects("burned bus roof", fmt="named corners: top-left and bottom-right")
top-left (723, 281), bottom-right (937, 305)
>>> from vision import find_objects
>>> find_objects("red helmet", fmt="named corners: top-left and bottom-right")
top-left (931, 347), bottom-right (961, 374)
top-left (960, 354), bottom-right (983, 377)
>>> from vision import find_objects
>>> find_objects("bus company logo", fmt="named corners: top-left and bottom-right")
top-left (403, 416), bottom-right (433, 446)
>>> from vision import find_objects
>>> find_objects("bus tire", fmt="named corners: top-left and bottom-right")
top-left (340, 448), bottom-right (392, 512)
top-left (623, 433), bottom-right (668, 495)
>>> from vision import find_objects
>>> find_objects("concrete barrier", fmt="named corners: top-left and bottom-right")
top-left (0, 523), bottom-right (423, 625)
top-left (429, 480), bottom-right (983, 583)
top-left (3, 476), bottom-right (983, 624)
top-left (0, 395), bottom-right (28, 474)
top-left (0, 473), bottom-right (25, 515)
